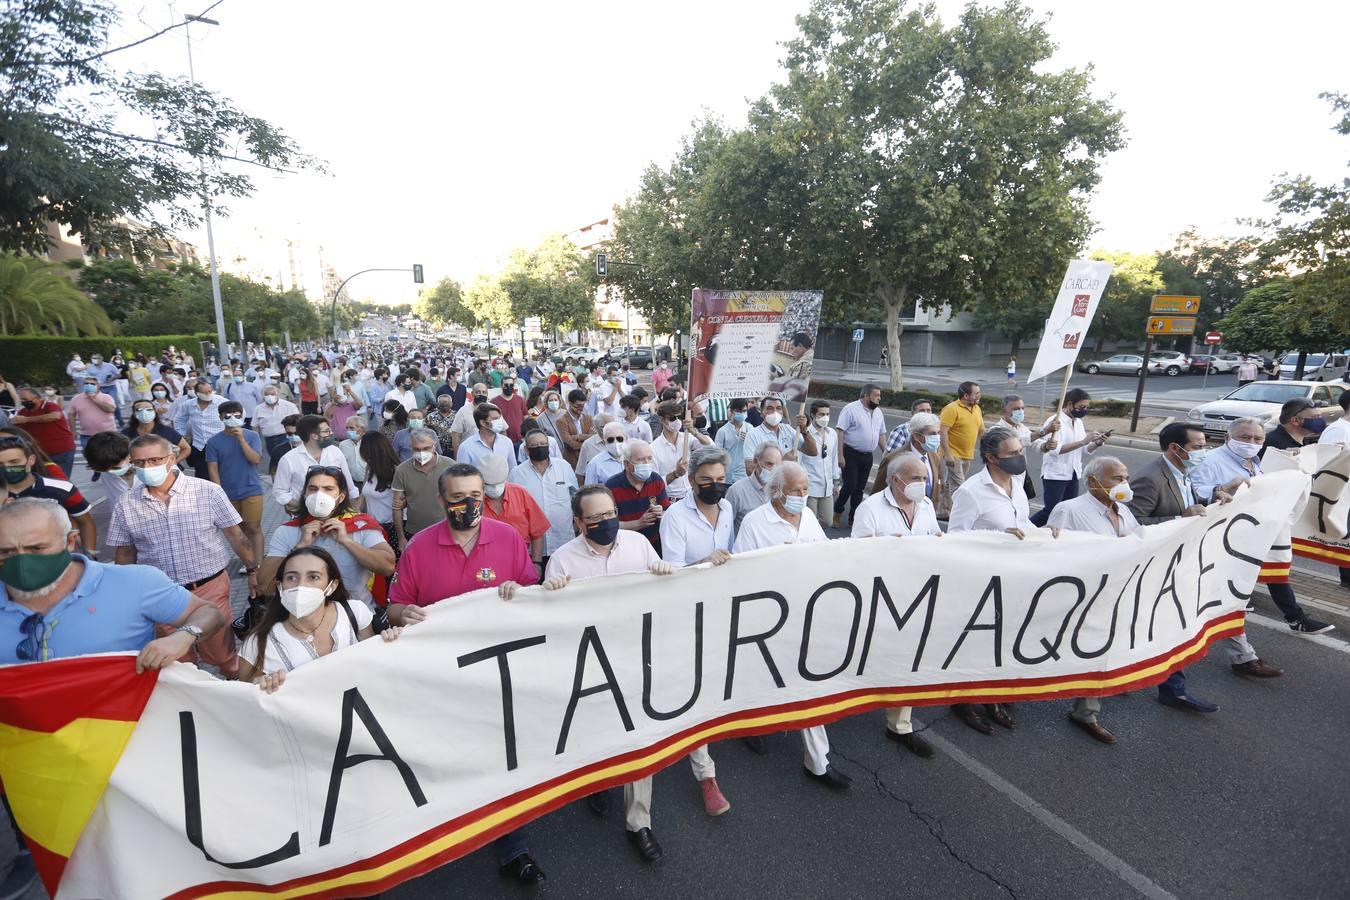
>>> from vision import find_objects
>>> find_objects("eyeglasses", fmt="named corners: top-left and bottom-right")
top-left (16, 612), bottom-right (48, 662)
top-left (130, 454), bottom-right (174, 468)
top-left (581, 510), bottom-right (618, 525)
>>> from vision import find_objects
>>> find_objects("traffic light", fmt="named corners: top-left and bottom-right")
top-left (595, 253), bottom-right (607, 277)
top-left (412, 264), bottom-right (424, 284)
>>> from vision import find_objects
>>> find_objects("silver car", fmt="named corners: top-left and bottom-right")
top-left (1187, 380), bottom-right (1346, 440)
top-left (1078, 354), bottom-right (1163, 376)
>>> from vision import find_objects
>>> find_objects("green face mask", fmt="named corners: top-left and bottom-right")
top-left (0, 549), bottom-right (72, 593)
top-left (1, 465), bottom-right (30, 485)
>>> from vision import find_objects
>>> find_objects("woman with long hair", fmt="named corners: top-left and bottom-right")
top-left (239, 546), bottom-right (402, 692)
top-left (125, 398), bottom-right (191, 462)
top-left (297, 367), bottom-right (322, 415)
top-left (524, 385), bottom-right (546, 419)
top-left (358, 430), bottom-right (400, 552)
top-left (379, 398), bottom-right (411, 460)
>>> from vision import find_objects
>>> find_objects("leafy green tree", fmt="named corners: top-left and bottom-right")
top-left (609, 0), bottom-right (1122, 387)
top-left (1156, 228), bottom-right (1274, 330)
top-left (501, 235), bottom-right (597, 333)
top-left (0, 253), bottom-right (114, 335)
top-left (1, 0), bottom-right (320, 255)
top-left (76, 258), bottom-right (178, 323)
top-left (1086, 250), bottom-right (1165, 351)
top-left (417, 278), bottom-right (475, 329)
top-left (1249, 93), bottom-right (1349, 327)
top-left (463, 274), bottom-right (514, 330)
top-left (1218, 278), bottom-right (1350, 355)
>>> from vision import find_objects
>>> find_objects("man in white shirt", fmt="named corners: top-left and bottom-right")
top-left (832, 384), bottom-right (885, 528)
top-left (618, 394), bottom-right (653, 442)
top-left (583, 422), bottom-right (628, 486)
top-left (450, 384), bottom-right (491, 453)
top-left (731, 462), bottom-right (851, 791)
top-left (1030, 388), bottom-right (1107, 526)
top-left (542, 484), bottom-right (675, 863)
top-left (850, 452), bottom-right (940, 759)
top-left (271, 414), bottom-right (358, 510)
top-left (947, 426), bottom-right (1051, 734)
top-left (801, 399), bottom-right (841, 528)
top-left (384, 373), bottom-right (419, 412)
top-left (1048, 455), bottom-right (1142, 745)
top-left (508, 429), bottom-right (579, 564)
top-left (1320, 391), bottom-right (1350, 445)
top-left (457, 403), bottom-right (516, 469)
top-left (173, 378), bottom-right (226, 475)
top-left (726, 443), bottom-right (779, 533)
top-left (650, 400), bottom-right (712, 502)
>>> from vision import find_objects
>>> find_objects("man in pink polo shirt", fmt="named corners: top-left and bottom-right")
top-left (542, 483), bottom-right (675, 865)
top-left (386, 462), bottom-right (544, 885)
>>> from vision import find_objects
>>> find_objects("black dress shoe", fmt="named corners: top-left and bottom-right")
top-left (887, 729), bottom-right (935, 758)
top-left (742, 734), bottom-right (767, 754)
top-left (586, 791), bottom-right (609, 817)
top-left (954, 703), bottom-right (993, 735)
top-left (627, 827), bottom-right (664, 862)
top-left (804, 765), bottom-right (852, 789)
top-left (499, 853), bottom-right (546, 884)
top-left (986, 704), bottom-right (1016, 730)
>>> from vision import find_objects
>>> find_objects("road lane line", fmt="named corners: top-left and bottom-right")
top-left (1246, 612), bottom-right (1350, 654)
top-left (923, 733), bottom-right (1179, 900)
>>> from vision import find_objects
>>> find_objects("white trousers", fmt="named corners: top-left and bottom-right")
top-left (884, 706), bottom-right (913, 735)
top-left (689, 744), bottom-right (715, 781)
top-left (801, 726), bottom-right (831, 776)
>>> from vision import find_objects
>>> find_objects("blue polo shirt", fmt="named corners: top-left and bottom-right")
top-left (0, 555), bottom-right (191, 663)
top-left (204, 428), bottom-right (264, 500)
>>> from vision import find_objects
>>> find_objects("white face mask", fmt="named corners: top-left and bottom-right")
top-left (264, 394), bottom-right (278, 405)
top-left (547, 400), bottom-right (560, 411)
top-left (1103, 481), bottom-right (1133, 504)
top-left (1227, 439), bottom-right (1262, 460)
top-left (756, 467), bottom-right (775, 485)
top-left (607, 441), bottom-right (624, 458)
top-left (902, 481), bottom-right (927, 502)
top-left (764, 412), bottom-right (783, 427)
top-left (485, 482), bottom-right (505, 499)
top-left (413, 449), bottom-right (435, 465)
top-left (490, 418), bottom-right (509, 433)
top-left (814, 415), bottom-right (830, 427)
top-left (280, 583), bottom-right (332, 619)
top-left (135, 408), bottom-right (157, 423)
top-left (305, 491), bottom-right (337, 518)
top-left (222, 415), bottom-right (244, 428)
top-left (383, 411), bottom-right (395, 420)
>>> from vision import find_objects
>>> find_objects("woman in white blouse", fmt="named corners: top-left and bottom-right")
top-left (239, 546), bottom-right (402, 692)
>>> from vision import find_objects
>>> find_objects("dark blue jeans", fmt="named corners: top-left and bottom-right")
top-left (494, 827), bottom-right (530, 866)
top-left (50, 450), bottom-right (76, 480)
top-left (1159, 670), bottom-right (1186, 696)
top-left (1030, 476), bottom-right (1079, 527)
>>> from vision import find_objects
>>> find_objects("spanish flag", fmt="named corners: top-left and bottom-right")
top-left (0, 655), bottom-right (157, 896)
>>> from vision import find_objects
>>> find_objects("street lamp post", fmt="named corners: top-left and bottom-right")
top-left (184, 14), bottom-right (228, 364)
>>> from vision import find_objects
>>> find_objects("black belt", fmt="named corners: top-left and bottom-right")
top-left (181, 568), bottom-right (226, 591)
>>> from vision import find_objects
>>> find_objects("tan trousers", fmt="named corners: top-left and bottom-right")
top-left (940, 456), bottom-right (970, 517)
top-left (624, 776), bottom-right (653, 830)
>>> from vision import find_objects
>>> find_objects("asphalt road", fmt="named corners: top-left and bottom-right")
top-left (72, 350), bottom-right (1349, 900)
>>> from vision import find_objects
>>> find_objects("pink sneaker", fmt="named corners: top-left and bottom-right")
top-left (700, 777), bottom-right (730, 816)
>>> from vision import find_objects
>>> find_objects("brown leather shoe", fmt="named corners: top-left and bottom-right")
top-left (953, 703), bottom-right (993, 735)
top-left (831, 513), bottom-right (841, 529)
top-left (985, 703), bottom-right (1016, 729)
top-left (1232, 659), bottom-right (1283, 678)
top-left (1069, 716), bottom-right (1116, 744)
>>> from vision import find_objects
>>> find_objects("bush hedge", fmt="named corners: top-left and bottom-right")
top-left (0, 334), bottom-right (215, 386)
top-left (807, 379), bottom-right (1134, 419)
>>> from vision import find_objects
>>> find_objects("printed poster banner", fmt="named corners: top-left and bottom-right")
top-left (687, 289), bottom-right (823, 405)
top-left (1260, 443), bottom-right (1350, 571)
top-left (0, 473), bottom-right (1307, 899)
top-left (1026, 259), bottom-right (1114, 383)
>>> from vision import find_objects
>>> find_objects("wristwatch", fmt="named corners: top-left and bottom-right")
top-left (176, 624), bottom-right (204, 644)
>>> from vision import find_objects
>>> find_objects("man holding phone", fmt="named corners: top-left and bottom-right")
top-left (1031, 388), bottom-right (1108, 526)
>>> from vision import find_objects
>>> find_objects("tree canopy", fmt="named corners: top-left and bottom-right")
top-left (1, 0), bottom-right (321, 255)
top-left (416, 278), bottom-right (474, 329)
top-left (0, 254), bottom-right (114, 336)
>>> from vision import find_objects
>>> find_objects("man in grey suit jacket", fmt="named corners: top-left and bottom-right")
top-left (1126, 423), bottom-right (1282, 713)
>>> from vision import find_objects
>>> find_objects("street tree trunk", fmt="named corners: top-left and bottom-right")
top-left (882, 282), bottom-right (906, 391)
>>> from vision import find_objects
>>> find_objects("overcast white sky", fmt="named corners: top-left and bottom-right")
top-left (112, 0), bottom-right (1348, 304)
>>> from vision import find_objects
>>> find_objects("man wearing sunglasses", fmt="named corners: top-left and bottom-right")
top-left (0, 497), bottom-right (224, 667)
top-left (582, 422), bottom-right (628, 486)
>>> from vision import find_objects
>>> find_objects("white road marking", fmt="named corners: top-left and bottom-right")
top-left (924, 732), bottom-right (1179, 900)
top-left (1246, 612), bottom-right (1350, 654)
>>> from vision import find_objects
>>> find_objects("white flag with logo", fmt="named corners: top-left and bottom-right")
top-left (1027, 259), bottom-right (1114, 383)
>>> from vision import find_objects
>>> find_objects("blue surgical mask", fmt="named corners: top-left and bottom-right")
top-left (633, 463), bottom-right (654, 480)
top-left (1010, 409), bottom-right (1025, 424)
top-left (923, 434), bottom-right (941, 453)
top-left (82, 384), bottom-right (97, 394)
top-left (783, 495), bottom-right (807, 515)
top-left (346, 430), bottom-right (359, 442)
top-left (1182, 448), bottom-right (1208, 470)
top-left (732, 412), bottom-right (748, 423)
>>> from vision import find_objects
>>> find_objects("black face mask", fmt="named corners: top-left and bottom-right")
top-left (993, 454), bottom-right (1027, 476)
top-left (502, 384), bottom-right (515, 396)
top-left (527, 445), bottom-right (551, 462)
top-left (585, 517), bottom-right (620, 546)
top-left (445, 497), bottom-right (483, 530)
top-left (696, 482), bottom-right (730, 505)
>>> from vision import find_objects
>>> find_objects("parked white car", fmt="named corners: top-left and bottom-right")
top-left (1187, 380), bottom-right (1346, 440)
top-left (1278, 352), bottom-right (1350, 382)
top-left (1149, 351), bottom-right (1188, 376)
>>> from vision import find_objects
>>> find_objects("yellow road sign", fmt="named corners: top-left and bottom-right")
top-left (1147, 316), bottom-right (1197, 335)
top-left (1149, 295), bottom-right (1200, 314)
